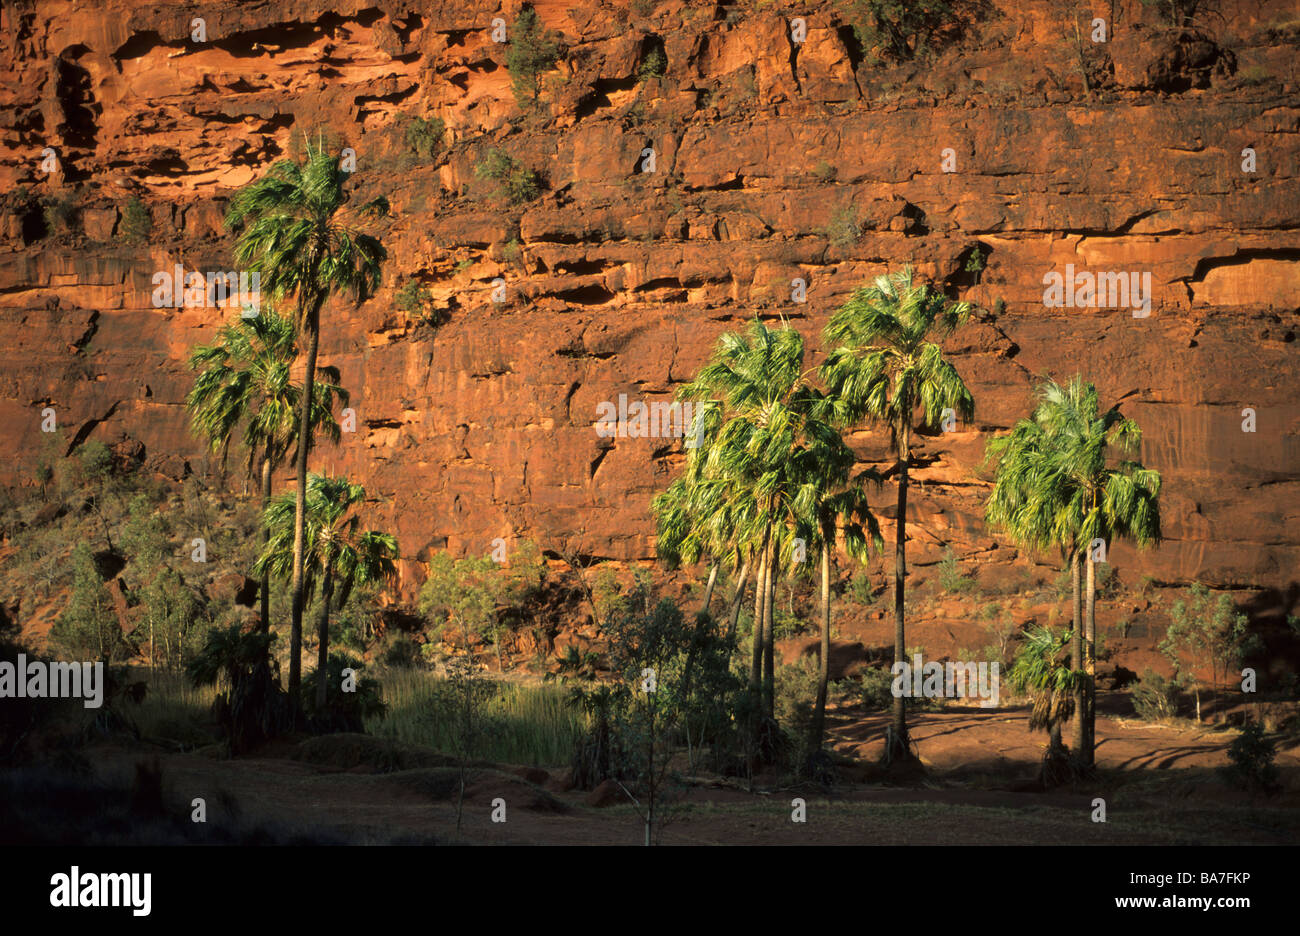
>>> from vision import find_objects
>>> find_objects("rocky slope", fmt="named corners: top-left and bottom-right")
top-left (1, 0), bottom-right (1297, 612)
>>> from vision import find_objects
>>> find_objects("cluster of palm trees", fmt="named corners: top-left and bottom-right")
top-left (656, 267), bottom-right (1163, 774)
top-left (655, 267), bottom-right (979, 761)
top-left (186, 138), bottom-right (398, 716)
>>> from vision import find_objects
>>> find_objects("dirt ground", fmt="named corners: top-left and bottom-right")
top-left (62, 695), bottom-right (1300, 846)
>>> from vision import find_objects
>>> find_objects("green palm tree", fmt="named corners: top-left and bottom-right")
top-left (186, 307), bottom-right (348, 636)
top-left (226, 137), bottom-right (387, 700)
top-left (256, 473), bottom-right (399, 709)
top-left (820, 267), bottom-right (974, 763)
top-left (1035, 378), bottom-right (1162, 765)
top-left (1007, 626), bottom-right (1082, 787)
top-left (984, 386), bottom-right (1088, 756)
top-left (794, 458), bottom-right (882, 752)
top-left (678, 319), bottom-right (833, 723)
top-left (987, 377), bottom-right (1161, 767)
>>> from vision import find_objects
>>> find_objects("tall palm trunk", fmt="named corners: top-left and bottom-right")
top-left (259, 444), bottom-right (273, 635)
top-left (700, 563), bottom-right (719, 616)
top-left (289, 298), bottom-right (322, 701)
top-left (315, 573), bottom-right (334, 709)
top-left (725, 559), bottom-right (751, 644)
top-left (889, 430), bottom-right (910, 755)
top-left (762, 552), bottom-right (776, 720)
top-left (812, 536), bottom-right (832, 750)
top-left (1084, 554), bottom-right (1097, 766)
top-left (750, 536), bottom-right (768, 695)
top-left (1070, 549), bottom-right (1085, 757)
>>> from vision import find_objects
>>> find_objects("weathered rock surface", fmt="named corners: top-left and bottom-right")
top-left (1, 0), bottom-right (1297, 607)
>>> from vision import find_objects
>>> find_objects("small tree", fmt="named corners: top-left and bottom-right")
top-left (1160, 583), bottom-right (1252, 723)
top-left (506, 7), bottom-right (563, 107)
top-left (121, 197), bottom-right (152, 245)
top-left (50, 543), bottom-right (128, 662)
top-left (438, 654), bottom-right (497, 835)
top-left (419, 553), bottom-right (508, 669)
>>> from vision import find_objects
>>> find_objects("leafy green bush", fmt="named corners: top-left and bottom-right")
top-left (474, 148), bottom-right (542, 204)
top-left (1132, 668), bottom-right (1182, 721)
top-left (121, 197), bottom-right (152, 245)
top-left (846, 0), bottom-right (960, 64)
top-left (859, 666), bottom-right (895, 711)
top-left (301, 652), bottom-right (386, 733)
top-left (1223, 722), bottom-right (1279, 793)
top-left (403, 115), bottom-right (445, 161)
top-left (638, 46), bottom-right (667, 81)
top-left (847, 573), bottom-right (876, 605)
top-left (42, 194), bottom-right (79, 235)
top-left (1160, 583), bottom-right (1256, 722)
top-left (381, 634), bottom-right (421, 668)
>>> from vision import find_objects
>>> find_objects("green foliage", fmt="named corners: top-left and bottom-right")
top-left (825, 204), bottom-right (861, 249)
top-left (1138, 0), bottom-right (1220, 28)
top-left (137, 568), bottom-right (205, 670)
top-left (301, 652), bottom-right (386, 732)
top-left (506, 7), bottom-right (563, 107)
top-left (121, 196), bottom-right (152, 245)
top-left (774, 657), bottom-right (820, 769)
top-left (638, 46), bottom-right (667, 81)
top-left (402, 115), bottom-right (445, 161)
top-left (1160, 583), bottom-right (1254, 720)
top-left (812, 160), bottom-right (838, 182)
top-left (394, 279), bottom-right (432, 315)
top-left (568, 595), bottom-right (745, 839)
top-left (50, 543), bottom-right (129, 662)
top-left (1131, 668), bottom-right (1183, 721)
top-left (416, 541), bottom-right (546, 668)
top-left (1223, 722), bottom-right (1279, 793)
top-left (847, 572), bottom-right (876, 605)
top-left (963, 245), bottom-right (985, 274)
top-left (42, 193), bottom-right (79, 235)
top-left (859, 667), bottom-right (895, 710)
top-left (380, 634), bottom-right (421, 669)
top-left (1007, 627), bottom-right (1080, 734)
top-left (474, 148), bottom-right (542, 204)
top-left (186, 623), bottom-right (291, 752)
top-left (846, 0), bottom-right (960, 64)
top-left (937, 547), bottom-right (976, 593)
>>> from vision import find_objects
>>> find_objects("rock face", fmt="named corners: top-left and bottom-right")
top-left (1, 1), bottom-right (1297, 604)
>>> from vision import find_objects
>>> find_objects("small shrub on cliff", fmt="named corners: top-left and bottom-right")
top-left (638, 46), bottom-right (667, 82)
top-left (474, 148), bottom-right (542, 205)
top-left (845, 0), bottom-right (960, 64)
top-left (402, 115), bottom-right (445, 162)
top-left (1138, 0), bottom-right (1221, 28)
top-left (506, 7), bottom-right (563, 108)
top-left (42, 193), bottom-right (79, 236)
top-left (825, 205), bottom-right (861, 249)
top-left (394, 279), bottom-right (430, 314)
top-left (121, 197), bottom-right (152, 245)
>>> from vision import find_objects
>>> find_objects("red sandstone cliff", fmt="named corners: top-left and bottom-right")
top-left (1, 0), bottom-right (1297, 605)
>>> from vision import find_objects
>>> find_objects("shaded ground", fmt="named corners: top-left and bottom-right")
top-left (9, 698), bottom-right (1296, 846)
